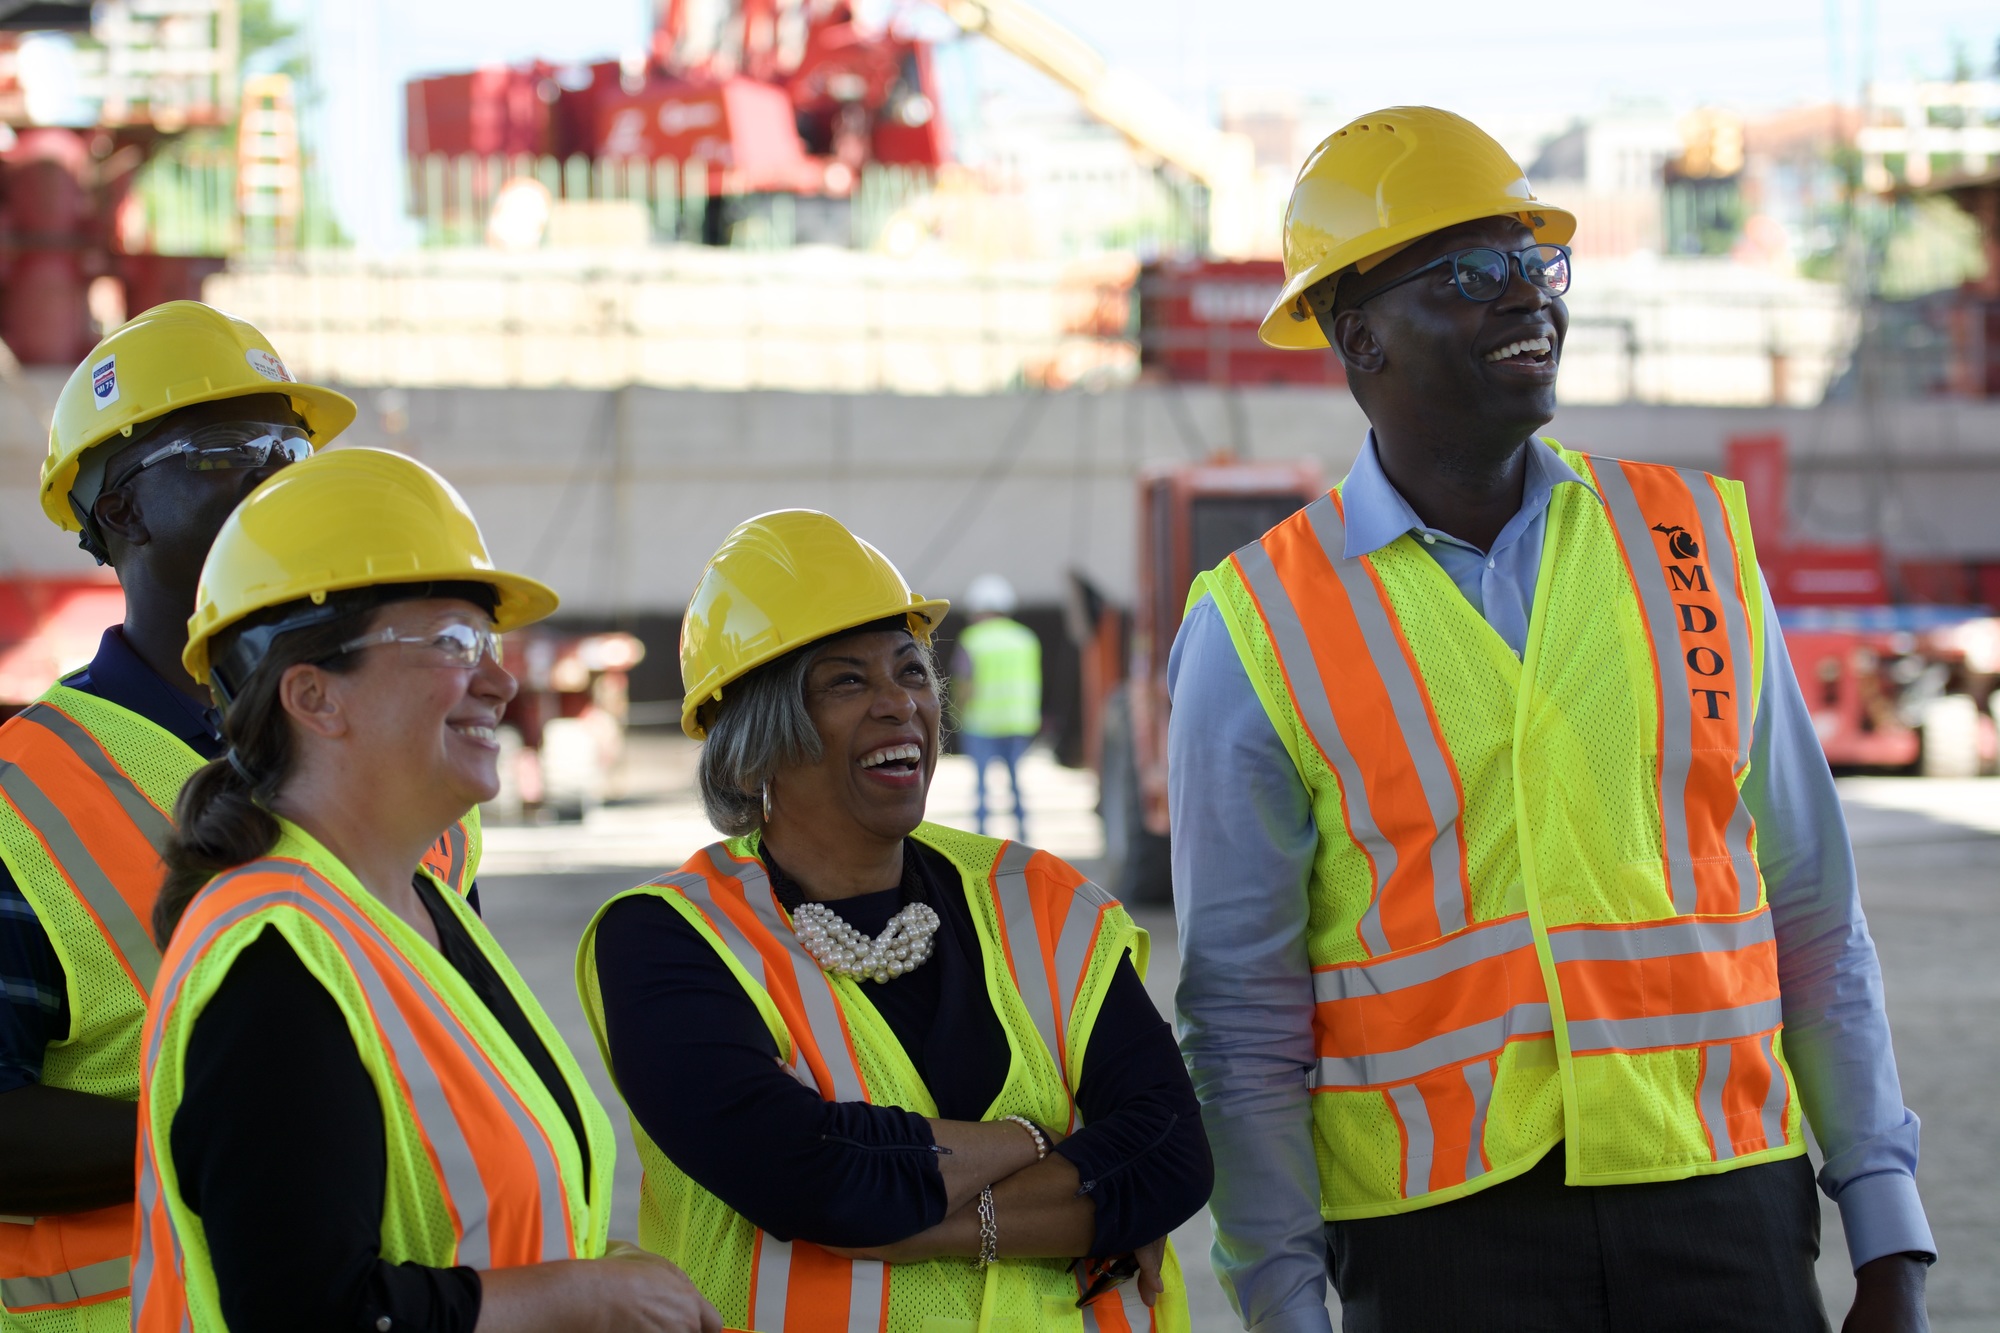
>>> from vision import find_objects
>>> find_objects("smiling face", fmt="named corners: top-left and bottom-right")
top-left (1332, 215), bottom-right (1569, 447)
top-left (309, 597), bottom-right (517, 817)
top-left (768, 628), bottom-right (942, 845)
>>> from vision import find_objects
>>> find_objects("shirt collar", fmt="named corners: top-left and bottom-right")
top-left (1336, 431), bottom-right (1598, 560)
top-left (63, 627), bottom-right (225, 758)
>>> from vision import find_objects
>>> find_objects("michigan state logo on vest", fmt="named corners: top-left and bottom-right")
top-left (579, 824), bottom-right (1190, 1332)
top-left (1193, 440), bottom-right (1801, 1221)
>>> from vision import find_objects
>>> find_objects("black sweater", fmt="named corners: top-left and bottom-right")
top-left (170, 876), bottom-right (584, 1333)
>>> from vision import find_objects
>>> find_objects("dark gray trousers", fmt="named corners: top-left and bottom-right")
top-left (1326, 1148), bottom-right (1830, 1332)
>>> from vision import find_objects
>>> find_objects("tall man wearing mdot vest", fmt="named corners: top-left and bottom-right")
top-left (1170, 109), bottom-right (1933, 1332)
top-left (0, 303), bottom-right (476, 1332)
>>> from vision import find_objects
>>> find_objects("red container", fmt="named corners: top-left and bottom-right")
top-left (1139, 259), bottom-right (1346, 387)
top-left (407, 64), bottom-right (556, 159)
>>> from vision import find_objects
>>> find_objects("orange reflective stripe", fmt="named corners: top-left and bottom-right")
top-left (0, 704), bottom-right (169, 992)
top-left (1386, 1058), bottom-right (1496, 1197)
top-left (1079, 1276), bottom-right (1144, 1332)
top-left (1250, 495), bottom-right (1470, 951)
top-left (991, 842), bottom-right (1117, 1121)
top-left (421, 819), bottom-right (472, 893)
top-left (768, 1240), bottom-right (885, 1333)
top-left (1310, 915), bottom-right (1549, 1089)
top-left (136, 859), bottom-right (586, 1326)
top-left (1550, 910), bottom-right (1782, 1055)
top-left (683, 846), bottom-right (869, 1103)
top-left (1591, 458), bottom-right (1760, 917)
top-left (0, 1203), bottom-right (131, 1312)
top-left (1699, 1032), bottom-right (1789, 1160)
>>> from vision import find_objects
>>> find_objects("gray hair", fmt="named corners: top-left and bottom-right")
top-left (697, 630), bottom-right (945, 836)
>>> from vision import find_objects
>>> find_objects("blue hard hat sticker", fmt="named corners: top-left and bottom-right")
top-left (91, 355), bottom-right (117, 409)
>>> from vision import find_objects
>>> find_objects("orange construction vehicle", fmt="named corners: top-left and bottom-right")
top-left (1074, 456), bottom-right (1323, 902)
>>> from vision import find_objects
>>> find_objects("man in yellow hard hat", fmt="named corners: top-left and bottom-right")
top-left (1170, 108), bottom-right (1931, 1331)
top-left (0, 302), bottom-right (357, 1330)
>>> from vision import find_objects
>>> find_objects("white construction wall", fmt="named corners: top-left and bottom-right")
top-left (5, 376), bottom-right (1998, 617)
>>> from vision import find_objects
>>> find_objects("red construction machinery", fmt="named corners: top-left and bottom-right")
top-left (1073, 456), bottom-right (1324, 902)
top-left (0, 1), bottom-right (234, 365)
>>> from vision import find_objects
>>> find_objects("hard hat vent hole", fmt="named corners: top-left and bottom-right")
top-left (1383, 124), bottom-right (1396, 133)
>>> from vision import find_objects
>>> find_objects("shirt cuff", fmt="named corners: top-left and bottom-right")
top-left (1247, 1303), bottom-right (1336, 1333)
top-left (1833, 1170), bottom-right (1937, 1270)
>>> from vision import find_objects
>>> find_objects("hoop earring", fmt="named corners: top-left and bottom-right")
top-left (761, 780), bottom-right (774, 823)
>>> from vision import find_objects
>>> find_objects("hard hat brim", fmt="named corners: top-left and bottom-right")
top-left (39, 380), bottom-right (361, 532)
top-left (1258, 201), bottom-right (1578, 351)
top-left (679, 596), bottom-right (953, 740)
top-left (182, 568), bottom-right (561, 684)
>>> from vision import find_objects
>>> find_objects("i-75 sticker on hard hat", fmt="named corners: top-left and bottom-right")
top-left (245, 348), bottom-right (293, 383)
top-left (91, 355), bottom-right (117, 409)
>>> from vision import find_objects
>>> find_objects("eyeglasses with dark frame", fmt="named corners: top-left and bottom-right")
top-left (102, 422), bottom-right (313, 494)
top-left (1351, 243), bottom-right (1572, 308)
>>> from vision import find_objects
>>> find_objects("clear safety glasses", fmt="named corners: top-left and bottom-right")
top-left (338, 619), bottom-right (504, 670)
top-left (105, 423), bottom-right (313, 493)
top-left (1355, 243), bottom-right (1572, 306)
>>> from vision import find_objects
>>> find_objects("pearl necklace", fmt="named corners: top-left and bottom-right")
top-left (792, 900), bottom-right (941, 983)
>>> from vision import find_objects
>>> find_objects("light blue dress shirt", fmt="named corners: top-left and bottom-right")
top-left (1168, 434), bottom-right (1934, 1333)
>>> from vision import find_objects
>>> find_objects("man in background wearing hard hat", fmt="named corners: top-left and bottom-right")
top-left (952, 574), bottom-right (1042, 841)
top-left (1170, 110), bottom-right (1931, 1330)
top-left (0, 303), bottom-right (353, 1331)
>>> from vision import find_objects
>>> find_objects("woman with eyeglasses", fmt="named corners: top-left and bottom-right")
top-left (131, 448), bottom-right (719, 1333)
top-left (577, 510), bottom-right (1211, 1332)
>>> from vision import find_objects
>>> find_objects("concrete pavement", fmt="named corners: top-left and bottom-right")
top-left (473, 740), bottom-right (1995, 1330)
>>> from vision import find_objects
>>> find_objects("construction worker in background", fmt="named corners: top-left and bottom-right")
top-left (0, 303), bottom-right (357, 1332)
top-left (1170, 108), bottom-right (1932, 1331)
top-left (133, 448), bottom-right (715, 1333)
top-left (951, 574), bottom-right (1041, 839)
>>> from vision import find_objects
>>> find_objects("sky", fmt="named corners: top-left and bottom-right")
top-left (278, 0), bottom-right (2000, 248)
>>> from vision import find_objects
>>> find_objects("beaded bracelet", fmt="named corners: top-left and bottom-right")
top-left (1002, 1114), bottom-right (1049, 1160)
top-left (974, 1186), bottom-right (998, 1268)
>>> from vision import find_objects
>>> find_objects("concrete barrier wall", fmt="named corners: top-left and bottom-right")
top-left (4, 376), bottom-right (1998, 617)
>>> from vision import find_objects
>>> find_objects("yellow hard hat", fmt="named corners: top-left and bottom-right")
top-left (680, 509), bottom-right (950, 739)
top-left (1259, 107), bottom-right (1576, 350)
top-left (42, 300), bottom-right (357, 533)
top-left (183, 447), bottom-right (559, 689)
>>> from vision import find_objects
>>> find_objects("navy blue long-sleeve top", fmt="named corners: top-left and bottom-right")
top-left (594, 840), bottom-right (1211, 1258)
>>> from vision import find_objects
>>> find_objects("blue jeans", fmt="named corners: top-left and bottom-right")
top-left (961, 733), bottom-right (1031, 839)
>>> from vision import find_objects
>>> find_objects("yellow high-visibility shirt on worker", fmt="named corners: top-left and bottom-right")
top-left (577, 823), bottom-right (1189, 1333)
top-left (956, 618), bottom-right (1042, 739)
top-left (1192, 441), bottom-right (1803, 1220)
top-left (132, 819), bottom-right (611, 1333)
top-left (0, 684), bottom-right (481, 1333)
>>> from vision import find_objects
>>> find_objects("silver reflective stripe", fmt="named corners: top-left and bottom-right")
top-left (0, 747), bottom-right (161, 993)
top-left (1683, 473), bottom-right (1763, 913)
top-left (1545, 910), bottom-right (1774, 964)
top-left (1051, 876), bottom-right (1116, 1063)
top-left (1234, 540), bottom-right (1397, 956)
top-left (710, 846), bottom-right (869, 1105)
top-left (1757, 1032), bottom-right (1789, 1149)
top-left (1592, 459), bottom-right (1701, 915)
top-left (131, 1120), bottom-right (167, 1321)
top-left (0, 1255), bottom-right (131, 1309)
top-left (751, 1233), bottom-right (789, 1330)
top-left (666, 864), bottom-right (811, 1088)
top-left (1462, 1058), bottom-right (1496, 1182)
top-left (0, 1214), bottom-right (34, 1225)
top-left (1303, 497), bottom-right (1468, 936)
top-left (1698, 1037), bottom-right (1737, 1160)
top-left (1566, 997), bottom-right (1784, 1055)
top-left (1312, 915), bottom-right (1535, 1003)
top-left (1388, 1082), bottom-right (1432, 1197)
top-left (27, 705), bottom-right (175, 853)
top-left (848, 1257), bottom-right (887, 1330)
top-left (1312, 1002), bottom-right (1552, 1089)
top-left (992, 841), bottom-right (1061, 1062)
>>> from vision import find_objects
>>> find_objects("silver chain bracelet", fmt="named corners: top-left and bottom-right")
top-left (974, 1186), bottom-right (998, 1268)
top-left (1001, 1114), bottom-right (1049, 1160)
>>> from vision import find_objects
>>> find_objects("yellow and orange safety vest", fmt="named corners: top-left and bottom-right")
top-left (1194, 441), bottom-right (1803, 1219)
